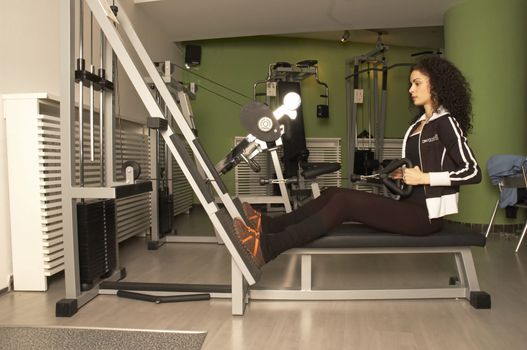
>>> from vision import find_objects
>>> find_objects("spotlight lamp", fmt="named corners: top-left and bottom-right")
top-left (273, 92), bottom-right (301, 120)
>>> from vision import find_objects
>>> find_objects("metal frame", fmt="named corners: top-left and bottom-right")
top-left (251, 61), bottom-right (333, 209)
top-left (345, 43), bottom-right (388, 182)
top-left (245, 246), bottom-right (481, 302)
top-left (60, 0), bottom-right (123, 311)
top-left (60, 0), bottom-right (266, 316)
top-left (237, 146), bottom-right (293, 213)
top-left (147, 68), bottom-right (216, 246)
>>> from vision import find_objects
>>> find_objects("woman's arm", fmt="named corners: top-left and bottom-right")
top-left (428, 116), bottom-right (481, 186)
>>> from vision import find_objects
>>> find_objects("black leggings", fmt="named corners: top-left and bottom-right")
top-left (260, 187), bottom-right (443, 261)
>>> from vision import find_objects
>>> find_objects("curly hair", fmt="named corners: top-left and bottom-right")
top-left (411, 56), bottom-right (473, 134)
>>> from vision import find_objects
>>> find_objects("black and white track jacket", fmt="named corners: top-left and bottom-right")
top-left (402, 107), bottom-right (481, 219)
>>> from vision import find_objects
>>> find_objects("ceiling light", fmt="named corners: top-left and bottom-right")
top-left (340, 30), bottom-right (350, 43)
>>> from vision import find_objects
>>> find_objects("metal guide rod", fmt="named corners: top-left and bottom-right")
top-left (345, 60), bottom-right (352, 186)
top-left (89, 12), bottom-right (95, 161)
top-left (79, 0), bottom-right (84, 187)
top-left (270, 149), bottom-right (292, 213)
top-left (61, 0), bottom-right (82, 302)
top-left (347, 59), bottom-right (360, 182)
top-left (370, 62), bottom-right (377, 149)
top-left (99, 31), bottom-right (105, 183)
top-left (373, 61), bottom-right (379, 151)
top-left (376, 62), bottom-right (388, 162)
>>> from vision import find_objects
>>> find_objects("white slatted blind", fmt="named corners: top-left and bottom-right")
top-left (172, 141), bottom-right (194, 216)
top-left (235, 136), bottom-right (276, 196)
top-left (303, 138), bottom-right (342, 188)
top-left (356, 138), bottom-right (403, 160)
top-left (38, 114), bottom-right (65, 276)
top-left (5, 94), bottom-right (153, 290)
top-left (114, 126), bottom-right (152, 242)
top-left (168, 120), bottom-right (194, 216)
top-left (74, 123), bottom-right (103, 186)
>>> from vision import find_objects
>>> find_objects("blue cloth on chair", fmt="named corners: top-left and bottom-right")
top-left (487, 155), bottom-right (527, 208)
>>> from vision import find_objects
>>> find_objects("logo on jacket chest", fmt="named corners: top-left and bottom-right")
top-left (421, 134), bottom-right (439, 144)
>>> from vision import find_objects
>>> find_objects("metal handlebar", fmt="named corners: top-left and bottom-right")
top-left (350, 158), bottom-right (413, 197)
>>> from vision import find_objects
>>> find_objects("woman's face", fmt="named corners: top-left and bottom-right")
top-left (409, 70), bottom-right (432, 107)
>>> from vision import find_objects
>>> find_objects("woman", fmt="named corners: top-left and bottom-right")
top-left (234, 56), bottom-right (481, 268)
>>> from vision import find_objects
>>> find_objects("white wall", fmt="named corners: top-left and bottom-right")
top-left (0, 0), bottom-right (183, 291)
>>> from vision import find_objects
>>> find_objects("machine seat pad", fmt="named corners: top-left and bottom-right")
top-left (301, 162), bottom-right (341, 179)
top-left (302, 223), bottom-right (486, 249)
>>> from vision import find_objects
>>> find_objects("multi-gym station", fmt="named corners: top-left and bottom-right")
top-left (0, 0), bottom-right (526, 349)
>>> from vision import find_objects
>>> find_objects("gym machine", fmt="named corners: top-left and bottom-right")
top-left (345, 35), bottom-right (415, 192)
top-left (57, 0), bottom-right (153, 316)
top-left (60, 0), bottom-right (295, 316)
top-left (145, 61), bottom-right (220, 247)
top-left (252, 61), bottom-right (340, 208)
top-left (345, 35), bottom-right (388, 183)
top-left (216, 92), bottom-right (304, 213)
top-left (254, 60), bottom-right (329, 118)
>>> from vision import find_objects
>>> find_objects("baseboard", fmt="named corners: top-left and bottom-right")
top-left (0, 286), bottom-right (8, 295)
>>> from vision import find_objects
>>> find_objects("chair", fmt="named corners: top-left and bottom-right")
top-left (485, 163), bottom-right (527, 252)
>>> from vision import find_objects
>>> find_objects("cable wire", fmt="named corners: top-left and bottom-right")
top-left (196, 84), bottom-right (244, 107)
top-left (171, 62), bottom-right (253, 101)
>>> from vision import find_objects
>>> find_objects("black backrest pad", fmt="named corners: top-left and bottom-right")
top-left (303, 223), bottom-right (486, 248)
top-left (169, 134), bottom-right (214, 203)
top-left (277, 81), bottom-right (308, 178)
top-left (192, 139), bottom-right (229, 194)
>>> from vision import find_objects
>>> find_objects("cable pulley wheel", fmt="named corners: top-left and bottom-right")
top-left (240, 102), bottom-right (281, 142)
top-left (121, 160), bottom-right (142, 180)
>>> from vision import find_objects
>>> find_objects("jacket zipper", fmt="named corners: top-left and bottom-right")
top-left (417, 120), bottom-right (431, 223)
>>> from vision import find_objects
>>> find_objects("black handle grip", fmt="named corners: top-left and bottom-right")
top-left (381, 158), bottom-right (413, 174)
top-left (350, 159), bottom-right (413, 197)
top-left (380, 158), bottom-right (413, 197)
top-left (382, 177), bottom-right (413, 197)
top-left (246, 157), bottom-right (261, 173)
top-left (350, 174), bottom-right (363, 182)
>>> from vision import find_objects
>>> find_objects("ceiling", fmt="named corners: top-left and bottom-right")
top-left (134, 0), bottom-right (461, 48)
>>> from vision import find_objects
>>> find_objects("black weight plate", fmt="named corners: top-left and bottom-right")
top-left (240, 102), bottom-right (281, 142)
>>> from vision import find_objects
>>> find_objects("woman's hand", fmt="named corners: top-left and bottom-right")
top-left (390, 167), bottom-right (404, 180)
top-left (403, 166), bottom-right (430, 185)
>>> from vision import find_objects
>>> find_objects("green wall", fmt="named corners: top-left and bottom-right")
top-left (183, 36), bottom-right (430, 192)
top-left (445, 0), bottom-right (527, 224)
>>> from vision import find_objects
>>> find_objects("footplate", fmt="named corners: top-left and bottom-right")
top-left (216, 208), bottom-right (262, 284)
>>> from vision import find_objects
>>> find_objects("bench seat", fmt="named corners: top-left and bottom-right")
top-left (237, 222), bottom-right (491, 314)
top-left (302, 223), bottom-right (486, 249)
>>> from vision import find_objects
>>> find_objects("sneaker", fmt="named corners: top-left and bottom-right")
top-left (242, 202), bottom-right (262, 231)
top-left (233, 217), bottom-right (265, 268)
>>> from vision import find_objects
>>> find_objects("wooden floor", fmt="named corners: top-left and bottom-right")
top-left (1, 211), bottom-right (527, 349)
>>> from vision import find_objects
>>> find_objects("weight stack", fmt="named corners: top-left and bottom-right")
top-left (76, 199), bottom-right (117, 290)
top-left (158, 189), bottom-right (174, 237)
